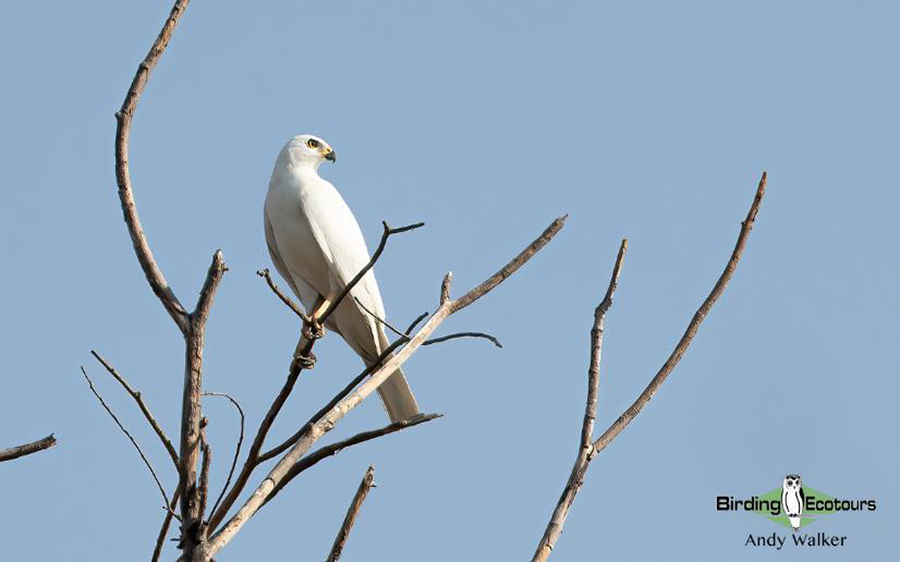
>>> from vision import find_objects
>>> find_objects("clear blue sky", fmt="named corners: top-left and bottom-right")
top-left (1, 1), bottom-right (897, 560)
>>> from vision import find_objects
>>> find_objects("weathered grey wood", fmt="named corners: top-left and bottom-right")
top-left (327, 467), bottom-right (376, 562)
top-left (0, 434), bottom-right (56, 463)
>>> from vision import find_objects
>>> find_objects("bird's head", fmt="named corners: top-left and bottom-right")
top-left (282, 134), bottom-right (337, 169)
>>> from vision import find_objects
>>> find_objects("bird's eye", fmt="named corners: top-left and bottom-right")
top-left (307, 139), bottom-right (319, 149)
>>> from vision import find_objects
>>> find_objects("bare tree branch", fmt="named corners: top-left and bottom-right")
top-left (152, 488), bottom-right (181, 562)
top-left (533, 172), bottom-right (767, 561)
top-left (207, 215), bottom-right (566, 556)
top-left (327, 467), bottom-right (376, 562)
top-left (114, 0), bottom-right (191, 334)
top-left (533, 238), bottom-right (626, 561)
top-left (449, 215), bottom-right (567, 313)
top-left (91, 350), bottom-right (178, 469)
top-left (202, 392), bottom-right (245, 522)
top-left (80, 366), bottom-right (169, 507)
top-left (592, 172), bottom-right (767, 455)
top-left (179, 251), bottom-right (227, 560)
top-left (258, 268), bottom-right (310, 322)
top-left (263, 413), bottom-right (441, 507)
top-left (0, 434), bottom-right (57, 463)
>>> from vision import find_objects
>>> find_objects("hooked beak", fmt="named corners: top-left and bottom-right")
top-left (324, 148), bottom-right (337, 163)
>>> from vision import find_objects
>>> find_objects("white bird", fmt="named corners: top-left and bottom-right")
top-left (264, 134), bottom-right (419, 423)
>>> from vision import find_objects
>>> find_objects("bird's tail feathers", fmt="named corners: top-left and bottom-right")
top-left (377, 367), bottom-right (419, 423)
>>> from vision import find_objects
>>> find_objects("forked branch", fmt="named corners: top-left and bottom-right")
top-left (532, 172), bottom-right (767, 561)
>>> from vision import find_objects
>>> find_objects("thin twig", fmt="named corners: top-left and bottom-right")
top-left (263, 414), bottom-right (441, 507)
top-left (152, 488), bottom-right (181, 562)
top-left (80, 367), bottom-right (169, 507)
top-left (354, 296), bottom-right (407, 339)
top-left (532, 238), bottom-right (626, 561)
top-left (202, 391), bottom-right (245, 520)
top-left (356, 296), bottom-right (502, 348)
top-left (423, 332), bottom-right (503, 348)
top-left (207, 216), bottom-right (566, 556)
top-left (319, 221), bottom-right (424, 326)
top-left (327, 467), bottom-right (376, 562)
top-left (91, 350), bottom-right (179, 468)
top-left (258, 268), bottom-right (310, 322)
top-left (405, 312), bottom-right (429, 334)
top-left (0, 434), bottom-right (57, 463)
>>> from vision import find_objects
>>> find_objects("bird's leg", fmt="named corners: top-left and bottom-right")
top-left (304, 296), bottom-right (331, 340)
top-left (292, 337), bottom-right (317, 369)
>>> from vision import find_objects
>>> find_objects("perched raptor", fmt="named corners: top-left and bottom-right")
top-left (263, 134), bottom-right (419, 423)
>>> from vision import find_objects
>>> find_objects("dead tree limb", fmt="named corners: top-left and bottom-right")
top-left (0, 434), bottom-right (57, 463)
top-left (262, 413), bottom-right (441, 507)
top-left (532, 239), bottom-right (626, 561)
top-left (112, 1), bottom-right (228, 558)
top-left (532, 172), bottom-right (767, 561)
top-left (207, 215), bottom-right (566, 556)
top-left (327, 466), bottom-right (376, 562)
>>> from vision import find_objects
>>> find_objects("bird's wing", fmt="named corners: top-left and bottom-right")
top-left (264, 210), bottom-right (301, 298)
top-left (303, 177), bottom-right (387, 319)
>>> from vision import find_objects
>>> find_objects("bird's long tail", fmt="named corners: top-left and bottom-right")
top-left (376, 366), bottom-right (419, 423)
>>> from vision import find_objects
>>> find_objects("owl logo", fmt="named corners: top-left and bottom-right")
top-left (781, 474), bottom-right (805, 531)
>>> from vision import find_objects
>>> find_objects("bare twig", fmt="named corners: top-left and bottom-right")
top-left (319, 221), bottom-right (424, 325)
top-left (354, 296), bottom-right (407, 340)
top-left (198, 420), bottom-right (212, 523)
top-left (152, 488), bottom-right (181, 562)
top-left (533, 172), bottom-right (767, 561)
top-left (179, 251), bottom-right (228, 560)
top-left (405, 312), bottom-right (429, 334)
top-left (423, 332), bottom-right (503, 348)
top-left (80, 367), bottom-right (169, 507)
top-left (327, 467), bottom-right (376, 562)
top-left (263, 414), bottom-right (441, 507)
top-left (356, 296), bottom-right (502, 348)
top-left (533, 238), bottom-right (626, 561)
top-left (207, 216), bottom-right (566, 556)
top-left (258, 268), bottom-right (310, 322)
top-left (202, 392), bottom-right (245, 521)
top-left (114, 0), bottom-right (191, 334)
top-left (0, 434), bottom-right (57, 463)
top-left (91, 350), bottom-right (178, 468)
